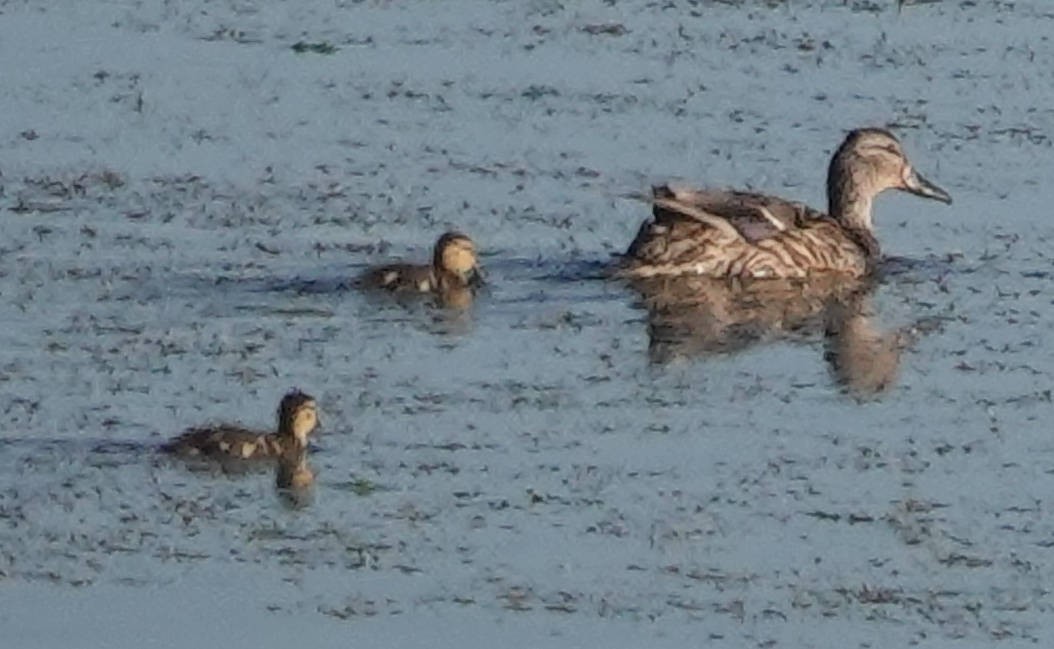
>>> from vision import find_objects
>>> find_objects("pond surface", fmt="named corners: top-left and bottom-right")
top-left (2, 1), bottom-right (1054, 647)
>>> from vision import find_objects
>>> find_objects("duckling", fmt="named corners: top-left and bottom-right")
top-left (162, 389), bottom-right (318, 460)
top-left (360, 232), bottom-right (482, 296)
top-left (621, 128), bottom-right (952, 279)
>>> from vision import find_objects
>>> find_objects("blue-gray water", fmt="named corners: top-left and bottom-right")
top-left (2, 1), bottom-right (1053, 647)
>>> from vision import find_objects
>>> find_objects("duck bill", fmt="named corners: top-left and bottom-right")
top-left (903, 167), bottom-right (952, 204)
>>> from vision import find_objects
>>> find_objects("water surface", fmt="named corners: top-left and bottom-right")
top-left (2, 1), bottom-right (1054, 646)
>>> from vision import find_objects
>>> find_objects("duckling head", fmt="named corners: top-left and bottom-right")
top-left (827, 128), bottom-right (951, 230)
top-left (433, 232), bottom-right (482, 287)
top-left (277, 389), bottom-right (319, 448)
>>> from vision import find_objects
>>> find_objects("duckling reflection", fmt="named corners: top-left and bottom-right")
top-left (632, 276), bottom-right (917, 398)
top-left (275, 449), bottom-right (314, 508)
top-left (359, 231), bottom-right (483, 308)
top-left (162, 389), bottom-right (319, 461)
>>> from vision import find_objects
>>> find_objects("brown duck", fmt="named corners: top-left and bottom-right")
top-left (360, 231), bottom-right (482, 298)
top-left (162, 390), bottom-right (319, 460)
top-left (621, 128), bottom-right (952, 279)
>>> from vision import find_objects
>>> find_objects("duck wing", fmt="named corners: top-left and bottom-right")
top-left (620, 184), bottom-right (835, 278)
top-left (161, 424), bottom-right (267, 457)
top-left (359, 263), bottom-right (435, 292)
top-left (652, 185), bottom-right (824, 243)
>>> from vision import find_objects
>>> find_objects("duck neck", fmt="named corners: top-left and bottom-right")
top-left (275, 424), bottom-right (307, 452)
top-left (434, 266), bottom-right (466, 291)
top-left (828, 182), bottom-right (873, 231)
top-left (828, 181), bottom-right (880, 262)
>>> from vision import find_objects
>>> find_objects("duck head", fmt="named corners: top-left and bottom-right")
top-left (276, 389), bottom-right (319, 448)
top-left (827, 128), bottom-right (951, 230)
top-left (433, 231), bottom-right (483, 288)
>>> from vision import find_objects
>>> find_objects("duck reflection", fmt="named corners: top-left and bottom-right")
top-left (822, 288), bottom-right (938, 400)
top-left (274, 448), bottom-right (315, 509)
top-left (629, 275), bottom-right (927, 399)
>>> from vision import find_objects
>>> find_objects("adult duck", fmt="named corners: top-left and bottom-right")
top-left (620, 128), bottom-right (951, 279)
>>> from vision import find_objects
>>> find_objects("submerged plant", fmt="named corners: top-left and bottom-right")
top-left (292, 41), bottom-right (338, 55)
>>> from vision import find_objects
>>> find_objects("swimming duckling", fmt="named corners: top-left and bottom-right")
top-left (360, 232), bottom-right (482, 296)
top-left (162, 389), bottom-right (318, 460)
top-left (621, 128), bottom-right (952, 279)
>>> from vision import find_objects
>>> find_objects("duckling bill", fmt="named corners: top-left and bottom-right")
top-left (162, 389), bottom-right (318, 460)
top-left (360, 231), bottom-right (482, 295)
top-left (621, 128), bottom-right (951, 279)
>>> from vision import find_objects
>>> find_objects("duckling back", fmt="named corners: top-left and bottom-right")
top-left (161, 424), bottom-right (282, 460)
top-left (360, 263), bottom-right (436, 293)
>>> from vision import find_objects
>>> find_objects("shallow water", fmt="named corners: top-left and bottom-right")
top-left (2, 0), bottom-right (1054, 646)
